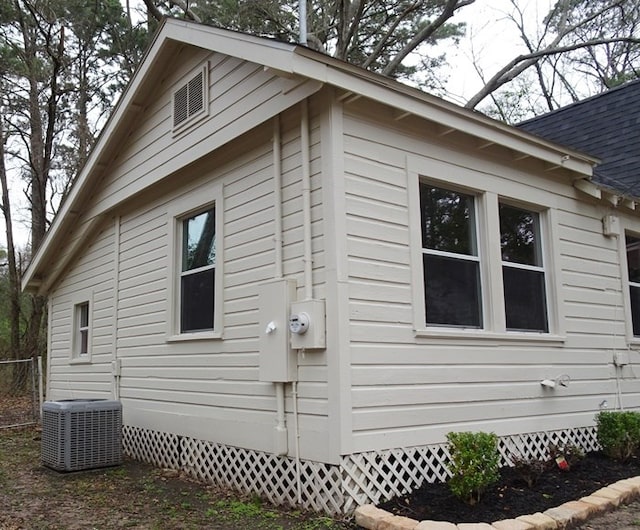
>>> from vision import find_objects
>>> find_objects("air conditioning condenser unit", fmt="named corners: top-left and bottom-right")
top-left (41, 399), bottom-right (122, 472)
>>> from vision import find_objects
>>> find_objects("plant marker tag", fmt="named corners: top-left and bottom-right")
top-left (555, 456), bottom-right (569, 471)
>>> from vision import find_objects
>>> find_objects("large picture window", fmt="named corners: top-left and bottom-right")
top-left (180, 206), bottom-right (216, 333)
top-left (626, 234), bottom-right (640, 337)
top-left (499, 203), bottom-right (548, 332)
top-left (420, 184), bottom-right (482, 327)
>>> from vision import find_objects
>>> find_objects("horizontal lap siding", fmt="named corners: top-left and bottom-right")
top-left (114, 145), bottom-right (276, 449)
top-left (48, 223), bottom-right (115, 398)
top-left (342, 107), bottom-right (637, 453)
top-left (46, 43), bottom-right (330, 457)
top-left (88, 50), bottom-right (318, 218)
top-left (277, 107), bottom-right (330, 455)
top-left (111, 103), bottom-right (329, 460)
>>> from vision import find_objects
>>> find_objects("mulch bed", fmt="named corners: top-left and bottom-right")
top-left (378, 452), bottom-right (640, 524)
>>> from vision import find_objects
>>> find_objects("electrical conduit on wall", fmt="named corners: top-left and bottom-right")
top-left (268, 100), bottom-right (313, 504)
top-left (294, 98), bottom-right (313, 504)
top-left (272, 115), bottom-right (289, 456)
top-left (112, 215), bottom-right (121, 401)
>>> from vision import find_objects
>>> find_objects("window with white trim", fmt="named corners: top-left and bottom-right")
top-left (73, 301), bottom-right (90, 358)
top-left (179, 206), bottom-right (216, 333)
top-left (416, 177), bottom-right (555, 336)
top-left (625, 233), bottom-right (640, 337)
top-left (499, 203), bottom-right (548, 332)
top-left (173, 64), bottom-right (208, 131)
top-left (420, 183), bottom-right (483, 327)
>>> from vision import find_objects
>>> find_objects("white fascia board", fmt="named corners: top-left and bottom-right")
top-left (22, 22), bottom-right (310, 292)
top-left (22, 22), bottom-right (173, 291)
top-left (316, 64), bottom-right (596, 177)
top-left (24, 19), bottom-right (602, 292)
top-left (289, 46), bottom-right (598, 177)
top-left (163, 19), bottom-right (298, 73)
top-left (573, 178), bottom-right (602, 199)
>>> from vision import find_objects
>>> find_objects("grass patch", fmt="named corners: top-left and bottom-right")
top-left (0, 428), bottom-right (356, 529)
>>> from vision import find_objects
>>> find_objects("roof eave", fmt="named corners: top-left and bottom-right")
top-left (22, 20), bottom-right (604, 293)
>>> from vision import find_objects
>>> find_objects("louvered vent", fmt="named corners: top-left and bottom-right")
top-left (173, 84), bottom-right (189, 127)
top-left (42, 399), bottom-right (122, 472)
top-left (188, 71), bottom-right (204, 116)
top-left (173, 66), bottom-right (207, 130)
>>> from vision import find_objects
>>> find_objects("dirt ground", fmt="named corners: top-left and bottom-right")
top-left (577, 500), bottom-right (640, 529)
top-left (0, 428), bottom-right (357, 530)
top-left (3, 426), bottom-right (640, 529)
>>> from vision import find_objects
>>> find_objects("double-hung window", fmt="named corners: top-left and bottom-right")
top-left (499, 203), bottom-right (548, 332)
top-left (420, 183), bottom-right (482, 327)
top-left (625, 234), bottom-right (640, 337)
top-left (71, 300), bottom-right (91, 361)
top-left (415, 174), bottom-right (554, 336)
top-left (180, 206), bottom-right (216, 333)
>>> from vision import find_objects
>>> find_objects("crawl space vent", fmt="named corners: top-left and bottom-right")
top-left (41, 399), bottom-right (122, 472)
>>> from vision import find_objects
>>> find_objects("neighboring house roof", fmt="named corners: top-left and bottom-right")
top-left (518, 79), bottom-right (640, 197)
top-left (22, 18), bottom-right (600, 293)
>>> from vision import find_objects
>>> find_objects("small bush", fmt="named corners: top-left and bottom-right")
top-left (547, 443), bottom-right (584, 470)
top-left (596, 410), bottom-right (640, 461)
top-left (510, 452), bottom-right (547, 487)
top-left (446, 431), bottom-right (500, 505)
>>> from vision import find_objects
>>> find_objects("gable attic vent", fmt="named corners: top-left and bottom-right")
top-left (173, 63), bottom-right (208, 131)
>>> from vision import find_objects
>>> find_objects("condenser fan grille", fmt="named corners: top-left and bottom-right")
top-left (42, 399), bottom-right (122, 472)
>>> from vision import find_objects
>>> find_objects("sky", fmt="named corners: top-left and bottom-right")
top-left (2, 0), bottom-right (551, 253)
top-left (444, 0), bottom-right (553, 104)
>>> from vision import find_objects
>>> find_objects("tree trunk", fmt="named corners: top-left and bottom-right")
top-left (0, 124), bottom-right (26, 391)
top-left (0, 124), bottom-right (20, 359)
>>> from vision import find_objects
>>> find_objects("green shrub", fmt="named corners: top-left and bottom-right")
top-left (446, 431), bottom-right (500, 505)
top-left (596, 411), bottom-right (640, 461)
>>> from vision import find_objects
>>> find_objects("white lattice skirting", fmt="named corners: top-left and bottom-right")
top-left (122, 425), bottom-right (598, 515)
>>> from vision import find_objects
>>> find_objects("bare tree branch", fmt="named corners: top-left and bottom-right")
top-left (383, 0), bottom-right (475, 75)
top-left (169, 0), bottom-right (201, 23)
top-left (466, 36), bottom-right (640, 109)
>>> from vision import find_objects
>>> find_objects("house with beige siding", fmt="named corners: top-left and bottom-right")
top-left (23, 18), bottom-right (640, 514)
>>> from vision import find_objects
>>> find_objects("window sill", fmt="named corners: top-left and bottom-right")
top-left (166, 331), bottom-right (222, 343)
top-left (626, 336), bottom-right (640, 347)
top-left (69, 357), bottom-right (92, 365)
top-left (414, 328), bottom-right (566, 344)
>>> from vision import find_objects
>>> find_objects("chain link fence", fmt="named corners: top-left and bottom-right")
top-left (0, 358), bottom-right (42, 429)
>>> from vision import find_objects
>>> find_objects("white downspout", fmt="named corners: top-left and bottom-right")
top-left (294, 99), bottom-right (312, 505)
top-left (45, 298), bottom-right (53, 400)
top-left (272, 116), bottom-right (288, 456)
top-left (274, 116), bottom-right (284, 280)
top-left (37, 355), bottom-right (44, 416)
top-left (299, 0), bottom-right (307, 46)
top-left (301, 100), bottom-right (313, 301)
top-left (112, 216), bottom-right (121, 400)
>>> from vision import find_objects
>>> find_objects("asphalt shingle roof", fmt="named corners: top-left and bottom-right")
top-left (518, 79), bottom-right (640, 197)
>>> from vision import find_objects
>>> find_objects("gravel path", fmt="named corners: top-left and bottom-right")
top-left (577, 499), bottom-right (640, 529)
